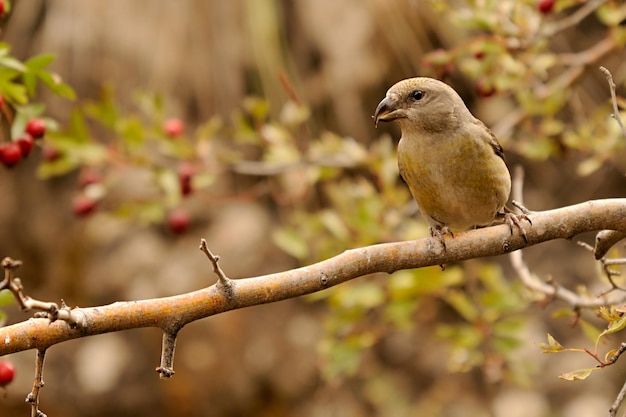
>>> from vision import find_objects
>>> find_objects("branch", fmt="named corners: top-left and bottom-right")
top-left (541, 0), bottom-right (609, 37)
top-left (1, 199), bottom-right (626, 357)
top-left (600, 66), bottom-right (626, 140)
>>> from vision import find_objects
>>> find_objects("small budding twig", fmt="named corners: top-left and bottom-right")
top-left (199, 239), bottom-right (235, 301)
top-left (0, 257), bottom-right (85, 327)
top-left (153, 240), bottom-right (236, 380)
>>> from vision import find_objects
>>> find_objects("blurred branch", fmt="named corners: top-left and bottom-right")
top-left (1, 199), bottom-right (626, 358)
top-left (509, 170), bottom-right (626, 307)
top-left (541, 0), bottom-right (609, 37)
top-left (600, 66), bottom-right (626, 139)
top-left (609, 350), bottom-right (626, 417)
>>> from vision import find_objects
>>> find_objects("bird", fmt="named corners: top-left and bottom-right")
top-left (373, 77), bottom-right (527, 248)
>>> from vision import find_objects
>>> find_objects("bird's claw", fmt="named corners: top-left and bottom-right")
top-left (429, 226), bottom-right (453, 270)
top-left (430, 226), bottom-right (453, 251)
top-left (512, 200), bottom-right (533, 217)
top-left (501, 210), bottom-right (531, 243)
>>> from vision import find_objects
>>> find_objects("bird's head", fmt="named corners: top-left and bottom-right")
top-left (373, 77), bottom-right (467, 133)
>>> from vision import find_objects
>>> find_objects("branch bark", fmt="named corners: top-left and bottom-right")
top-left (1, 198), bottom-right (626, 356)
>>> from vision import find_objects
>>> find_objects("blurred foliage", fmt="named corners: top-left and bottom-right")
top-left (422, 0), bottom-right (626, 172)
top-left (0, 0), bottom-right (626, 415)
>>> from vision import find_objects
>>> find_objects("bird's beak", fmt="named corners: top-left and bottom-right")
top-left (373, 96), bottom-right (405, 128)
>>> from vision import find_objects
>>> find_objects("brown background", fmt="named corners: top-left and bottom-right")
top-left (1, 1), bottom-right (625, 416)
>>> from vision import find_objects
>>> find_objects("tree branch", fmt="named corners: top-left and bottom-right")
top-left (1, 199), bottom-right (626, 357)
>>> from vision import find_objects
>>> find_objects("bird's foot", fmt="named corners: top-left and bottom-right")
top-left (511, 200), bottom-right (533, 216)
top-left (499, 203), bottom-right (532, 243)
top-left (429, 225), bottom-right (453, 251)
top-left (429, 226), bottom-right (453, 271)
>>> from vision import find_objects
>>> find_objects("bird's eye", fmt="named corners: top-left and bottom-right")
top-left (411, 90), bottom-right (424, 101)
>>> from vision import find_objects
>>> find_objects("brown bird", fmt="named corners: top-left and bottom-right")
top-left (374, 77), bottom-right (527, 246)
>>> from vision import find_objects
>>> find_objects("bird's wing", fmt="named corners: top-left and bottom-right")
top-left (475, 119), bottom-right (505, 161)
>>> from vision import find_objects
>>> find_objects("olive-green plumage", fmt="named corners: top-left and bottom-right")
top-left (374, 77), bottom-right (511, 233)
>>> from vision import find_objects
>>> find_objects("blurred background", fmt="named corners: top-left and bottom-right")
top-left (0, 0), bottom-right (626, 416)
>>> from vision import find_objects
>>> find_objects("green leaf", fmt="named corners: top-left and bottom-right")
top-left (22, 71), bottom-right (36, 96)
top-left (384, 299), bottom-right (418, 330)
top-left (600, 315), bottom-right (626, 338)
top-left (118, 117), bottom-right (145, 147)
top-left (68, 109), bottom-right (90, 143)
top-left (114, 201), bottom-right (165, 224)
top-left (37, 155), bottom-right (76, 178)
top-left (24, 54), bottom-right (55, 71)
top-left (0, 69), bottom-right (28, 104)
top-left (272, 227), bottom-right (309, 259)
top-left (36, 71), bottom-right (76, 100)
top-left (540, 333), bottom-right (565, 353)
top-left (333, 283), bottom-right (385, 311)
top-left (559, 368), bottom-right (595, 381)
top-left (444, 289), bottom-right (478, 322)
top-left (319, 333), bottom-right (374, 380)
top-left (0, 289), bottom-right (15, 307)
top-left (388, 267), bottom-right (463, 300)
top-left (319, 210), bottom-right (349, 241)
top-left (84, 86), bottom-right (119, 128)
top-left (0, 55), bottom-right (27, 72)
top-left (579, 319), bottom-right (602, 344)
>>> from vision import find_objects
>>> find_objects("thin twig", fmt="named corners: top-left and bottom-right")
top-left (25, 348), bottom-right (47, 417)
top-left (199, 239), bottom-right (230, 285)
top-left (609, 361), bottom-right (626, 417)
top-left (577, 241), bottom-right (626, 296)
top-left (600, 66), bottom-right (626, 139)
top-left (199, 239), bottom-right (235, 300)
top-left (0, 257), bottom-right (85, 327)
top-left (510, 248), bottom-right (624, 308)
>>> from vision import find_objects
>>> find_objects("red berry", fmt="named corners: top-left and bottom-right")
top-left (0, 361), bottom-right (15, 387)
top-left (537, 0), bottom-right (555, 14)
top-left (79, 168), bottom-right (103, 189)
top-left (163, 118), bottom-right (185, 137)
top-left (16, 133), bottom-right (35, 157)
top-left (167, 208), bottom-right (190, 234)
top-left (476, 79), bottom-right (496, 97)
top-left (177, 162), bottom-right (195, 196)
top-left (0, 95), bottom-right (4, 108)
top-left (0, 142), bottom-right (22, 167)
top-left (42, 146), bottom-right (61, 162)
top-left (0, 1), bottom-right (5, 18)
top-left (26, 118), bottom-right (46, 139)
top-left (72, 194), bottom-right (98, 217)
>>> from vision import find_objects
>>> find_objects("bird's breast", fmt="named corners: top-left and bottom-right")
top-left (397, 132), bottom-right (511, 230)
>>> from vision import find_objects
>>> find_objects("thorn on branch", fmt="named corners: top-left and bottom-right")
top-left (199, 239), bottom-right (235, 300)
top-left (156, 330), bottom-right (178, 379)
